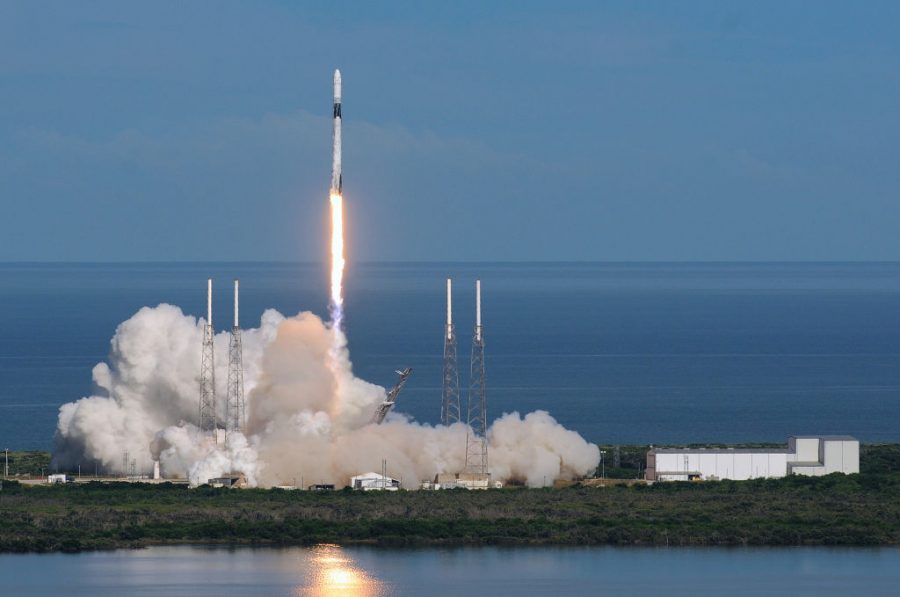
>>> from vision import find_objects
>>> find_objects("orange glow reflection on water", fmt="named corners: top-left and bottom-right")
top-left (297, 544), bottom-right (387, 597)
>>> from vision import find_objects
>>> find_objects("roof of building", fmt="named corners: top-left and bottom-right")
top-left (351, 472), bottom-right (394, 479)
top-left (650, 448), bottom-right (790, 454)
top-left (650, 435), bottom-right (859, 455)
top-left (789, 435), bottom-right (858, 441)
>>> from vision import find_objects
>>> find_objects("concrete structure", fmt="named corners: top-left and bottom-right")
top-left (350, 472), bottom-right (400, 491)
top-left (432, 472), bottom-right (500, 490)
top-left (787, 436), bottom-right (859, 476)
top-left (207, 473), bottom-right (247, 488)
top-left (308, 484), bottom-right (335, 491)
top-left (646, 436), bottom-right (859, 482)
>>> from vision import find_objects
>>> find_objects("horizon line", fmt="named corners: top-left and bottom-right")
top-left (3, 259), bottom-right (900, 266)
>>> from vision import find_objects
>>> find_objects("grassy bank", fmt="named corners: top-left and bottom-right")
top-left (1, 472), bottom-right (899, 552)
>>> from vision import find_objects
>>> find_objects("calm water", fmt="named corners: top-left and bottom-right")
top-left (0, 545), bottom-right (898, 596)
top-left (2, 262), bottom-right (900, 449)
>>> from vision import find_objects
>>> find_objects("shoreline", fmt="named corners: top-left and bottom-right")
top-left (5, 541), bottom-right (900, 556)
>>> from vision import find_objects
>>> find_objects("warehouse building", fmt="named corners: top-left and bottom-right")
top-left (350, 472), bottom-right (400, 491)
top-left (646, 436), bottom-right (859, 482)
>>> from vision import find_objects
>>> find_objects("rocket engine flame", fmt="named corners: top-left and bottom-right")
top-left (329, 192), bottom-right (345, 330)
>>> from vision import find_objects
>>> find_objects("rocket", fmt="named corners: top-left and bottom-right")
top-left (331, 69), bottom-right (342, 195)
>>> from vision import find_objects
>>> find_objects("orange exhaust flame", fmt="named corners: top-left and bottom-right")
top-left (329, 192), bottom-right (345, 330)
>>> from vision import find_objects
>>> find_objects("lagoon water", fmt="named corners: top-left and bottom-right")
top-left (1, 545), bottom-right (898, 596)
top-left (2, 262), bottom-right (900, 450)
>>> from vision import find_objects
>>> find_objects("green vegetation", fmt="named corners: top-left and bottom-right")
top-left (595, 445), bottom-right (648, 479)
top-left (1, 444), bottom-right (897, 552)
top-left (860, 443), bottom-right (900, 474)
top-left (1, 451), bottom-right (51, 478)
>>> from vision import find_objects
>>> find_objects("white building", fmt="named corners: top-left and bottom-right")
top-left (350, 472), bottom-right (400, 491)
top-left (787, 436), bottom-right (859, 476)
top-left (430, 472), bottom-right (502, 490)
top-left (646, 436), bottom-right (859, 482)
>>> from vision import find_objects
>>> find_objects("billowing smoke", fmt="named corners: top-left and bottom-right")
top-left (53, 305), bottom-right (599, 488)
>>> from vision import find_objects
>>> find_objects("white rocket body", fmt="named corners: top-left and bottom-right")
top-left (331, 69), bottom-right (342, 194)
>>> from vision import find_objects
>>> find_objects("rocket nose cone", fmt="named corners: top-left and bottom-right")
top-left (334, 69), bottom-right (341, 84)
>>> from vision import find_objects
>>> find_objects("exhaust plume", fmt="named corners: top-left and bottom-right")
top-left (53, 305), bottom-right (599, 488)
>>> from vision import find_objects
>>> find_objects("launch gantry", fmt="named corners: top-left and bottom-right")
top-left (372, 368), bottom-right (413, 424)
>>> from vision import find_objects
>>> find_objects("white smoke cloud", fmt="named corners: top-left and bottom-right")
top-left (53, 305), bottom-right (599, 488)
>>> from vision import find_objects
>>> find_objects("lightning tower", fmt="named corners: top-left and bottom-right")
top-left (441, 278), bottom-right (461, 426)
top-left (464, 280), bottom-right (488, 475)
top-left (226, 278), bottom-right (245, 437)
top-left (198, 278), bottom-right (217, 436)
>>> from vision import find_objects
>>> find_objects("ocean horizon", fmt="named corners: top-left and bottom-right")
top-left (2, 261), bottom-right (900, 450)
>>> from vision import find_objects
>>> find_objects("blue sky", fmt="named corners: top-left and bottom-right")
top-left (2, 1), bottom-right (900, 261)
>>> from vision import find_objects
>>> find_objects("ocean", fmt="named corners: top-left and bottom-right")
top-left (2, 262), bottom-right (900, 450)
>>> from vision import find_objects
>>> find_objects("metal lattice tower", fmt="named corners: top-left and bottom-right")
top-left (441, 278), bottom-right (461, 426)
top-left (465, 280), bottom-right (488, 475)
top-left (226, 279), bottom-right (245, 437)
top-left (199, 278), bottom-right (218, 435)
top-left (372, 367), bottom-right (413, 424)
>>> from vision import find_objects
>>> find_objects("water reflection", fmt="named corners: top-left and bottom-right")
top-left (300, 544), bottom-right (387, 596)
top-left (2, 545), bottom-right (899, 596)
